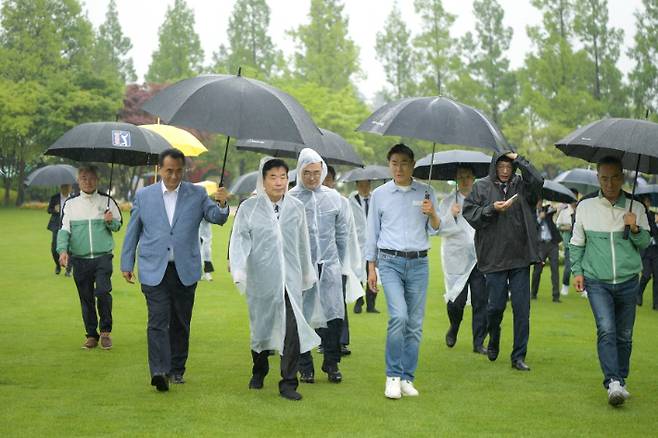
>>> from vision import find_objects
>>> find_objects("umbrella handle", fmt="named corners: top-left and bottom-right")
top-left (623, 154), bottom-right (642, 240)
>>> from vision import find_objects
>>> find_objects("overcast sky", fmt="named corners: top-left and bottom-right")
top-left (83, 0), bottom-right (643, 103)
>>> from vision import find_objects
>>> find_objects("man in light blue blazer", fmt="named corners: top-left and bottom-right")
top-left (121, 148), bottom-right (230, 392)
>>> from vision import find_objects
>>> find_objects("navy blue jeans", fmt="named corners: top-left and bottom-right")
top-left (485, 267), bottom-right (531, 362)
top-left (585, 276), bottom-right (638, 388)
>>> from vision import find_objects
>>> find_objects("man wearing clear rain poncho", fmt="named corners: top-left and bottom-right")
top-left (289, 148), bottom-right (349, 383)
top-left (229, 157), bottom-right (320, 401)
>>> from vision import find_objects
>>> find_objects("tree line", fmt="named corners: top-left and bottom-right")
top-left (1, 0), bottom-right (657, 205)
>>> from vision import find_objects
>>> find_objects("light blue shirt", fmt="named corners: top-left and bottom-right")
top-left (365, 179), bottom-right (440, 262)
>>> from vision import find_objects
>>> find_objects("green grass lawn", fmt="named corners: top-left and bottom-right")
top-left (1, 208), bottom-right (657, 437)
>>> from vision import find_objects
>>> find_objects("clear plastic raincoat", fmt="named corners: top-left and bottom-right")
top-left (198, 219), bottom-right (212, 262)
top-left (340, 195), bottom-right (365, 303)
top-left (229, 157), bottom-right (320, 354)
top-left (437, 191), bottom-right (477, 302)
top-left (288, 148), bottom-right (349, 327)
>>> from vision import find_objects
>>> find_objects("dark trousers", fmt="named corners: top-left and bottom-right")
top-left (355, 266), bottom-right (378, 311)
top-left (485, 267), bottom-right (531, 362)
top-left (340, 275), bottom-right (350, 345)
top-left (71, 254), bottom-right (113, 339)
top-left (141, 263), bottom-right (196, 377)
top-left (531, 240), bottom-right (560, 299)
top-left (299, 318), bottom-right (342, 373)
top-left (446, 266), bottom-right (488, 349)
top-left (562, 245), bottom-right (571, 287)
top-left (252, 292), bottom-right (300, 393)
top-left (203, 261), bottom-right (214, 273)
top-left (51, 229), bottom-right (71, 272)
top-left (638, 246), bottom-right (658, 308)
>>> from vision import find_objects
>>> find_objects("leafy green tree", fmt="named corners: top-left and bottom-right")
top-left (146, 0), bottom-right (204, 83)
top-left (211, 0), bottom-right (282, 79)
top-left (374, 2), bottom-right (417, 100)
top-left (413, 0), bottom-right (456, 95)
top-left (628, 0), bottom-right (658, 119)
top-left (289, 0), bottom-right (360, 90)
top-left (93, 0), bottom-right (136, 83)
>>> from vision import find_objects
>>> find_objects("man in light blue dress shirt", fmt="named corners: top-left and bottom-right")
top-left (365, 144), bottom-right (440, 399)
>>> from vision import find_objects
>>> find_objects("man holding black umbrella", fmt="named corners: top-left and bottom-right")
top-left (531, 201), bottom-right (562, 302)
top-left (463, 152), bottom-right (543, 372)
top-left (48, 184), bottom-right (72, 276)
top-left (570, 156), bottom-right (650, 406)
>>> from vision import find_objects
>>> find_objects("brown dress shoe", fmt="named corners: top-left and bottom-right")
top-left (83, 337), bottom-right (98, 349)
top-left (100, 332), bottom-right (112, 350)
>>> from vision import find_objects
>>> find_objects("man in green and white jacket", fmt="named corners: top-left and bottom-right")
top-left (57, 165), bottom-right (122, 350)
top-left (570, 156), bottom-right (650, 407)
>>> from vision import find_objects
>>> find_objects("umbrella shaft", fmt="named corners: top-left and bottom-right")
top-left (219, 136), bottom-right (231, 187)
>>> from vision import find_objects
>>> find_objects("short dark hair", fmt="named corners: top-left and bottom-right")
top-left (387, 143), bottom-right (414, 161)
top-left (325, 165), bottom-right (336, 179)
top-left (262, 158), bottom-right (289, 178)
top-left (597, 155), bottom-right (623, 172)
top-left (159, 148), bottom-right (186, 166)
top-left (456, 164), bottom-right (475, 175)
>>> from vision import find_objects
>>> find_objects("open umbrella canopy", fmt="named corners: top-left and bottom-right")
top-left (45, 122), bottom-right (170, 166)
top-left (339, 165), bottom-right (390, 183)
top-left (194, 180), bottom-right (218, 196)
top-left (556, 118), bottom-right (658, 173)
top-left (357, 96), bottom-right (508, 153)
top-left (140, 124), bottom-right (207, 157)
top-left (228, 171), bottom-right (258, 196)
top-left (553, 168), bottom-right (599, 195)
top-left (543, 179), bottom-right (578, 203)
top-left (235, 128), bottom-right (363, 167)
top-left (413, 149), bottom-right (491, 180)
top-left (25, 164), bottom-right (77, 187)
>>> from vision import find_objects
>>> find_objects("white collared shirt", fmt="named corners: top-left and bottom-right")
top-left (161, 181), bottom-right (181, 261)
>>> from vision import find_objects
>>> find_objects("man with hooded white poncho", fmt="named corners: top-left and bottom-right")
top-left (289, 148), bottom-right (349, 383)
top-left (229, 157), bottom-right (320, 401)
top-left (437, 166), bottom-right (488, 355)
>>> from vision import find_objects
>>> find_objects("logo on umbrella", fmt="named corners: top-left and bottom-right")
top-left (112, 130), bottom-right (131, 147)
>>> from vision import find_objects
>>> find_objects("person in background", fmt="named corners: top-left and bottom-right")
top-left (570, 155), bottom-right (650, 406)
top-left (531, 201), bottom-right (562, 302)
top-left (637, 195), bottom-right (658, 309)
top-left (556, 191), bottom-right (578, 297)
top-left (48, 184), bottom-right (72, 276)
top-left (199, 218), bottom-right (214, 281)
top-left (57, 166), bottom-right (122, 350)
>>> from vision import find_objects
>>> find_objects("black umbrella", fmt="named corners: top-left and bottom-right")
top-left (542, 180), bottom-right (577, 203)
top-left (553, 168), bottom-right (599, 195)
top-left (556, 117), bottom-right (658, 237)
top-left (413, 150), bottom-right (491, 180)
top-left (235, 128), bottom-right (364, 167)
top-left (25, 164), bottom-right (77, 187)
top-left (229, 171), bottom-right (258, 196)
top-left (141, 71), bottom-right (323, 185)
top-left (339, 165), bottom-right (390, 183)
top-left (45, 122), bottom-right (170, 207)
top-left (357, 96), bottom-right (508, 201)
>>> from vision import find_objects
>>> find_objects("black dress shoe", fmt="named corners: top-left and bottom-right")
top-left (473, 345), bottom-right (488, 355)
top-left (340, 345), bottom-right (351, 356)
top-left (280, 390), bottom-right (303, 401)
top-left (531, 295), bottom-right (537, 300)
top-left (512, 360), bottom-right (531, 371)
top-left (151, 374), bottom-right (169, 392)
top-left (55, 266), bottom-right (61, 275)
top-left (249, 375), bottom-right (264, 389)
top-left (487, 339), bottom-right (499, 362)
top-left (299, 371), bottom-right (315, 384)
top-left (321, 364), bottom-right (342, 383)
top-left (64, 269), bottom-right (72, 277)
top-left (170, 374), bottom-right (185, 384)
top-left (366, 308), bottom-right (381, 314)
top-left (445, 328), bottom-right (457, 348)
top-left (552, 298), bottom-right (562, 303)
top-left (354, 302), bottom-right (363, 314)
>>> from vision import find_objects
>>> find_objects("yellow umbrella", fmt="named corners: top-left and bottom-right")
top-left (194, 180), bottom-right (218, 196)
top-left (141, 124), bottom-right (208, 157)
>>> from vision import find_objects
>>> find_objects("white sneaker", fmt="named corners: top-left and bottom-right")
top-left (621, 385), bottom-right (631, 400)
top-left (607, 380), bottom-right (625, 406)
top-left (581, 289), bottom-right (588, 298)
top-left (203, 272), bottom-right (213, 281)
top-left (400, 379), bottom-right (419, 396)
top-left (384, 377), bottom-right (401, 399)
top-left (560, 285), bottom-right (569, 296)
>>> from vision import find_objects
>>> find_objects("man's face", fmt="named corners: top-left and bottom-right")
top-left (263, 166), bottom-right (288, 200)
top-left (301, 162), bottom-right (323, 190)
top-left (598, 163), bottom-right (624, 200)
top-left (159, 156), bottom-right (184, 191)
top-left (60, 184), bottom-right (71, 195)
top-left (356, 180), bottom-right (371, 195)
top-left (496, 159), bottom-right (513, 183)
top-left (388, 153), bottom-right (414, 184)
top-left (455, 167), bottom-right (475, 192)
top-left (323, 173), bottom-right (335, 189)
top-left (77, 171), bottom-right (98, 194)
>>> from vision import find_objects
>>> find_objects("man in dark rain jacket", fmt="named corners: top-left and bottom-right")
top-left (463, 151), bottom-right (543, 371)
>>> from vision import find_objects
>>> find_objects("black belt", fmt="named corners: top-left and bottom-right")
top-left (380, 248), bottom-right (428, 259)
